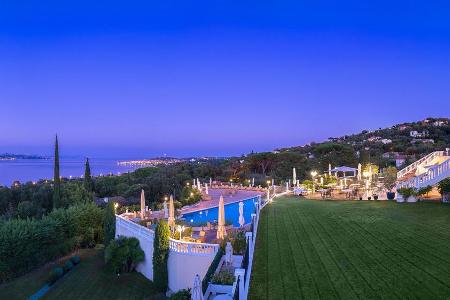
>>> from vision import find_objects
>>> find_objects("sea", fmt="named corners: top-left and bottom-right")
top-left (0, 157), bottom-right (142, 186)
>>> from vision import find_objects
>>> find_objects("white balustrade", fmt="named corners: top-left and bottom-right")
top-left (116, 215), bottom-right (219, 257)
top-left (397, 156), bottom-right (450, 189)
top-left (168, 239), bottom-right (219, 256)
top-left (397, 151), bottom-right (444, 179)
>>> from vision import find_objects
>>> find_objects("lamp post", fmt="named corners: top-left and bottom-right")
top-left (266, 180), bottom-right (271, 188)
top-left (311, 171), bottom-right (318, 193)
top-left (363, 171), bottom-right (370, 199)
top-left (176, 225), bottom-right (185, 240)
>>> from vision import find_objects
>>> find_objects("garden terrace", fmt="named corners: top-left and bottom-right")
top-left (249, 197), bottom-right (450, 299)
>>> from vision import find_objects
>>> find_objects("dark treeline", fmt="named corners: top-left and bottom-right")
top-left (0, 149), bottom-right (357, 220)
top-left (0, 203), bottom-right (103, 282)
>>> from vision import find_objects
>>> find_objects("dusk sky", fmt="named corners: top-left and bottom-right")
top-left (1, 1), bottom-right (449, 158)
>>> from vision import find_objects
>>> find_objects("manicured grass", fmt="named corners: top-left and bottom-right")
top-left (0, 254), bottom-right (56, 299)
top-left (44, 247), bottom-right (165, 300)
top-left (0, 248), bottom-right (97, 299)
top-left (0, 246), bottom-right (165, 300)
top-left (249, 197), bottom-right (450, 299)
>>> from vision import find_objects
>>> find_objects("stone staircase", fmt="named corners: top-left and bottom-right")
top-left (396, 150), bottom-right (450, 189)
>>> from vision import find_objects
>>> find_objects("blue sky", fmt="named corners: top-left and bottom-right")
top-left (1, 1), bottom-right (449, 158)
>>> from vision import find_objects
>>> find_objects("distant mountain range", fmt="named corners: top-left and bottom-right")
top-left (0, 153), bottom-right (49, 160)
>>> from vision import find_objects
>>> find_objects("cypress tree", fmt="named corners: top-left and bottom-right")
top-left (153, 220), bottom-right (169, 292)
top-left (84, 158), bottom-right (93, 192)
top-left (104, 200), bottom-right (116, 246)
top-left (53, 135), bottom-right (61, 209)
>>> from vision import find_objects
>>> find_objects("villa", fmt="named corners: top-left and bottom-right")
top-left (112, 149), bottom-right (450, 299)
top-left (115, 184), bottom-right (268, 299)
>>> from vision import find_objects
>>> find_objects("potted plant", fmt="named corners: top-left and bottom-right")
top-left (383, 166), bottom-right (398, 200)
top-left (438, 178), bottom-right (450, 203)
top-left (397, 187), bottom-right (417, 203)
top-left (210, 270), bottom-right (235, 294)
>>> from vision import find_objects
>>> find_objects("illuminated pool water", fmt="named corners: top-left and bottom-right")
top-left (181, 196), bottom-right (260, 227)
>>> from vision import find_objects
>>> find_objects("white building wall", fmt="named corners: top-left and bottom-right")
top-left (168, 250), bottom-right (215, 292)
top-left (115, 217), bottom-right (155, 280)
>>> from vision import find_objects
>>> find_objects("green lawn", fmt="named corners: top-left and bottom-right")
top-left (249, 197), bottom-right (450, 300)
top-left (0, 246), bottom-right (165, 300)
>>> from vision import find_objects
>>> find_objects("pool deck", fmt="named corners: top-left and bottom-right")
top-left (181, 188), bottom-right (264, 215)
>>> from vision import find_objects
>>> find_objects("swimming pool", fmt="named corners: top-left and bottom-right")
top-left (181, 196), bottom-right (260, 227)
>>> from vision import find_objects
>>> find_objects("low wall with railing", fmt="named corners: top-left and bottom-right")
top-left (115, 215), bottom-right (219, 292)
top-left (397, 151), bottom-right (444, 179)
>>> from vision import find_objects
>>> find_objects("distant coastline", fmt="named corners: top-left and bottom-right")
top-left (0, 153), bottom-right (49, 161)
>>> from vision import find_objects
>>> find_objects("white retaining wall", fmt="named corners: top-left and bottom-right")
top-left (115, 216), bottom-right (218, 292)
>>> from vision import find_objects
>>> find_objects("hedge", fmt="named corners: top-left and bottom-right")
top-left (48, 267), bottom-right (64, 285)
top-left (202, 247), bottom-right (224, 293)
top-left (0, 203), bottom-right (103, 282)
top-left (153, 220), bottom-right (170, 292)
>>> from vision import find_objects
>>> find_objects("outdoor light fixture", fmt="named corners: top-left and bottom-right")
top-left (176, 225), bottom-right (185, 240)
top-left (311, 171), bottom-right (318, 193)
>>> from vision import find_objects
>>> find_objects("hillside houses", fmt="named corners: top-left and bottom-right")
top-left (410, 130), bottom-right (429, 138)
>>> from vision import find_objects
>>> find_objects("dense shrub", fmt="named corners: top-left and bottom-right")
top-left (63, 260), bottom-right (74, 273)
top-left (47, 267), bottom-right (64, 285)
top-left (70, 255), bottom-right (81, 265)
top-left (417, 185), bottom-right (432, 197)
top-left (231, 230), bottom-right (246, 255)
top-left (153, 220), bottom-right (170, 292)
top-left (0, 203), bottom-right (103, 283)
top-left (105, 236), bottom-right (145, 273)
top-left (438, 178), bottom-right (450, 196)
top-left (169, 289), bottom-right (191, 300)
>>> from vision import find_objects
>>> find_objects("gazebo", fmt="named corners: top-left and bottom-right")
top-left (330, 166), bottom-right (358, 178)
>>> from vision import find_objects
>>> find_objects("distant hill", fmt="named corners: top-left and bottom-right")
top-left (276, 117), bottom-right (450, 169)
